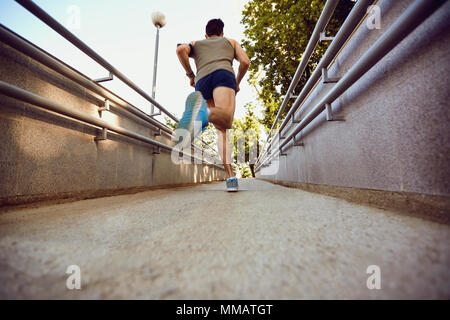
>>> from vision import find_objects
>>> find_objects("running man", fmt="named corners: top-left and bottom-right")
top-left (175, 18), bottom-right (250, 192)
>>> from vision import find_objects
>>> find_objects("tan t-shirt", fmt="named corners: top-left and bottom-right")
top-left (191, 37), bottom-right (235, 83)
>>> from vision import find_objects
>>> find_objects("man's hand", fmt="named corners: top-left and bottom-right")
top-left (236, 82), bottom-right (240, 93)
top-left (190, 77), bottom-right (195, 88)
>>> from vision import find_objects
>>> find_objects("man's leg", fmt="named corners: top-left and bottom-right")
top-left (215, 127), bottom-right (234, 178)
top-left (208, 86), bottom-right (236, 130)
top-left (205, 86), bottom-right (236, 178)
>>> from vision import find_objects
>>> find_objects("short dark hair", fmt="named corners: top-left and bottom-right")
top-left (206, 19), bottom-right (224, 36)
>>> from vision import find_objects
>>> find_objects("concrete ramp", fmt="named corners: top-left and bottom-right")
top-left (0, 179), bottom-right (449, 299)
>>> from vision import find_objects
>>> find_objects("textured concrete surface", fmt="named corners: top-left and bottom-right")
top-left (261, 179), bottom-right (450, 225)
top-left (257, 0), bottom-right (450, 197)
top-left (0, 179), bottom-right (449, 299)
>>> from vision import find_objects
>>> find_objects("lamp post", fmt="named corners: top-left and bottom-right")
top-left (150, 11), bottom-right (166, 115)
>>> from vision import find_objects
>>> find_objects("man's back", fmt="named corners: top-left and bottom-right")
top-left (191, 37), bottom-right (235, 83)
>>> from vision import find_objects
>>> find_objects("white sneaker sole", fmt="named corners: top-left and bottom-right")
top-left (175, 92), bottom-right (204, 148)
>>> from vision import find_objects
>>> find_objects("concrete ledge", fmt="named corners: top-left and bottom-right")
top-left (0, 179), bottom-right (224, 213)
top-left (258, 178), bottom-right (450, 225)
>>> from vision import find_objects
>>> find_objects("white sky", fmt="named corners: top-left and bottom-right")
top-left (0, 0), bottom-right (258, 121)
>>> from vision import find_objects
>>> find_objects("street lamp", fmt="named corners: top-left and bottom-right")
top-left (150, 11), bottom-right (166, 116)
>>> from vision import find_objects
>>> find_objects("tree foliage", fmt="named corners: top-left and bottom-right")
top-left (232, 103), bottom-right (262, 177)
top-left (241, 0), bottom-right (354, 131)
top-left (164, 116), bottom-right (177, 130)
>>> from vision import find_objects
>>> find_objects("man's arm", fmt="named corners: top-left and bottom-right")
top-left (232, 40), bottom-right (250, 92)
top-left (176, 43), bottom-right (196, 87)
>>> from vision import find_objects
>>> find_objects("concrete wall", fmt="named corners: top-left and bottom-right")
top-left (0, 38), bottom-right (226, 205)
top-left (257, 0), bottom-right (450, 198)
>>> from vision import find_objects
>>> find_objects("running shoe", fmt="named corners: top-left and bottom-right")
top-left (226, 176), bottom-right (239, 192)
top-left (174, 91), bottom-right (209, 148)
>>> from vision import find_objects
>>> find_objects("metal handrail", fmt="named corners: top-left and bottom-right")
top-left (0, 23), bottom-right (217, 161)
top-left (14, 0), bottom-right (219, 159)
top-left (0, 81), bottom-right (222, 168)
top-left (0, 24), bottom-right (173, 134)
top-left (268, 0), bottom-right (339, 135)
top-left (15, 0), bottom-right (177, 122)
top-left (256, 0), bottom-right (339, 166)
top-left (256, 0), bottom-right (375, 167)
top-left (256, 0), bottom-right (446, 171)
top-left (277, 0), bottom-right (375, 137)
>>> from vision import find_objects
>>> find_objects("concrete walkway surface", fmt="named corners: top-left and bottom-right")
top-left (0, 179), bottom-right (449, 299)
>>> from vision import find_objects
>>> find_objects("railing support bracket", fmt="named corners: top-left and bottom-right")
top-left (326, 103), bottom-right (345, 121)
top-left (320, 31), bottom-right (334, 42)
top-left (98, 99), bottom-right (110, 116)
top-left (93, 71), bottom-right (113, 83)
top-left (95, 127), bottom-right (108, 141)
top-left (322, 68), bottom-right (339, 83)
top-left (293, 134), bottom-right (304, 147)
top-left (149, 108), bottom-right (161, 117)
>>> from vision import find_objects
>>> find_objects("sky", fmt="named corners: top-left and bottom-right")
top-left (0, 0), bottom-right (258, 121)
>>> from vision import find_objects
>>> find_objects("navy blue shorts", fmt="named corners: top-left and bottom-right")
top-left (195, 69), bottom-right (236, 100)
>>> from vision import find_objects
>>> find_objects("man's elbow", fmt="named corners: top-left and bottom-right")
top-left (241, 58), bottom-right (250, 68)
top-left (175, 46), bottom-right (184, 56)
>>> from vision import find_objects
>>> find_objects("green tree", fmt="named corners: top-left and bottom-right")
top-left (195, 123), bottom-right (218, 160)
top-left (232, 103), bottom-right (262, 177)
top-left (241, 0), bottom-right (354, 131)
top-left (164, 116), bottom-right (177, 130)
